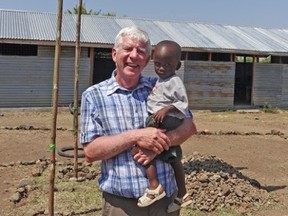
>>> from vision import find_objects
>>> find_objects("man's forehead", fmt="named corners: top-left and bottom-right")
top-left (121, 38), bottom-right (147, 49)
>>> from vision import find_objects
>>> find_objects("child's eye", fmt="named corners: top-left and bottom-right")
top-left (154, 62), bottom-right (161, 67)
top-left (154, 62), bottom-right (171, 68)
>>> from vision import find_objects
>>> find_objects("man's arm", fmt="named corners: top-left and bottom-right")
top-left (167, 118), bottom-right (197, 146)
top-left (83, 127), bottom-right (171, 163)
top-left (132, 118), bottom-right (197, 165)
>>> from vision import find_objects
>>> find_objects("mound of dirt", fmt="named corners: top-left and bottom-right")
top-left (183, 152), bottom-right (277, 214)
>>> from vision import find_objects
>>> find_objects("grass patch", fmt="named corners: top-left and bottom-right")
top-left (261, 107), bottom-right (280, 113)
top-left (260, 104), bottom-right (281, 113)
top-left (2, 163), bottom-right (103, 216)
top-left (180, 207), bottom-right (242, 216)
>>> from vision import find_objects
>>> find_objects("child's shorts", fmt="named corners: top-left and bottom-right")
top-left (157, 146), bottom-right (182, 163)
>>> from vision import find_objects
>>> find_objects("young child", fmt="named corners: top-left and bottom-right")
top-left (137, 40), bottom-right (192, 213)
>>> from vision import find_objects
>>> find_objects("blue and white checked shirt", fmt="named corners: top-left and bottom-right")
top-left (80, 71), bottom-right (177, 198)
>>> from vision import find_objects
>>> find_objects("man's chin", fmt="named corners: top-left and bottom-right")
top-left (125, 68), bottom-right (140, 76)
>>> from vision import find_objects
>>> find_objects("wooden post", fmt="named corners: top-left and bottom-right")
top-left (73, 0), bottom-right (83, 179)
top-left (230, 53), bottom-right (234, 62)
top-left (48, 0), bottom-right (63, 215)
top-left (89, 48), bottom-right (94, 86)
top-left (208, 52), bottom-right (212, 61)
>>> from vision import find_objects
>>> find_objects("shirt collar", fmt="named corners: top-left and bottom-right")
top-left (106, 70), bottom-right (154, 95)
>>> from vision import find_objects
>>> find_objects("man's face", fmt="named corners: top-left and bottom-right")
top-left (112, 36), bottom-right (150, 80)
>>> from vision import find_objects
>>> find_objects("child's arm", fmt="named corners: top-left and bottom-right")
top-left (153, 105), bottom-right (178, 123)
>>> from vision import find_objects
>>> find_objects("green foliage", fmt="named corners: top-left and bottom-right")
top-left (223, 109), bottom-right (235, 113)
top-left (102, 12), bottom-right (117, 16)
top-left (65, 4), bottom-right (116, 16)
top-left (260, 103), bottom-right (280, 113)
top-left (2, 163), bottom-right (103, 216)
top-left (235, 55), bottom-right (271, 63)
top-left (66, 5), bottom-right (101, 15)
top-left (235, 56), bottom-right (253, 63)
top-left (181, 207), bottom-right (242, 216)
top-left (259, 56), bottom-right (271, 63)
top-left (216, 208), bottom-right (242, 216)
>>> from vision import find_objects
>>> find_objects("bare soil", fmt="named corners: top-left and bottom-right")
top-left (0, 108), bottom-right (288, 215)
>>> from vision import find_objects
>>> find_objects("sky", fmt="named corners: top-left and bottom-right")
top-left (1, 0), bottom-right (288, 29)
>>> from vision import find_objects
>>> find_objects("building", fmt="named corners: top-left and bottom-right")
top-left (1, 9), bottom-right (288, 109)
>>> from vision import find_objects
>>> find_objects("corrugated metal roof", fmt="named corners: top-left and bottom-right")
top-left (1, 9), bottom-right (288, 55)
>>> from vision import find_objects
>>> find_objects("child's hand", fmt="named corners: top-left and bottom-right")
top-left (153, 105), bottom-right (175, 123)
top-left (153, 108), bottom-right (169, 123)
top-left (131, 145), bottom-right (157, 166)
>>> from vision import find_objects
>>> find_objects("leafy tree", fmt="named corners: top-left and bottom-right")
top-left (102, 12), bottom-right (116, 17)
top-left (259, 56), bottom-right (271, 63)
top-left (66, 4), bottom-right (115, 16)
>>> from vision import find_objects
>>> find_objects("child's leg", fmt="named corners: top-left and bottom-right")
top-left (167, 161), bottom-right (192, 213)
top-left (145, 160), bottom-right (159, 189)
top-left (138, 160), bottom-right (166, 207)
top-left (171, 161), bottom-right (187, 198)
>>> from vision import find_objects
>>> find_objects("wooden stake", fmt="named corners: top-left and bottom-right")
top-left (48, 0), bottom-right (63, 215)
top-left (73, 0), bottom-right (83, 179)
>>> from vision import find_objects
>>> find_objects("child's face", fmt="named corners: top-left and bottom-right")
top-left (153, 46), bottom-right (180, 80)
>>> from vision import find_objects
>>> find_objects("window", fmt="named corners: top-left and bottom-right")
top-left (212, 53), bottom-right (231, 61)
top-left (0, 43), bottom-right (37, 56)
top-left (187, 52), bottom-right (209, 61)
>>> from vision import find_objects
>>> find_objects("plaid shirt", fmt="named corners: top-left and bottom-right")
top-left (80, 71), bottom-right (177, 198)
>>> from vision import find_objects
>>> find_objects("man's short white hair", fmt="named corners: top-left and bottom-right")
top-left (114, 26), bottom-right (151, 56)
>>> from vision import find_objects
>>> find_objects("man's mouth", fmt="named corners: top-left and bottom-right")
top-left (126, 63), bottom-right (138, 68)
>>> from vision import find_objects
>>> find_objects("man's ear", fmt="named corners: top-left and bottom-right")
top-left (112, 48), bottom-right (117, 62)
top-left (176, 61), bottom-right (181, 70)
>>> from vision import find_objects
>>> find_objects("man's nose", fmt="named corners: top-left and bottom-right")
top-left (130, 48), bottom-right (138, 57)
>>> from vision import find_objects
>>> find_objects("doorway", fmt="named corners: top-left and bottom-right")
top-left (234, 62), bottom-right (253, 105)
top-left (93, 48), bottom-right (115, 85)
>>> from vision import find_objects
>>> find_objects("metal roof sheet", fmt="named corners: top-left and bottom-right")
top-left (1, 9), bottom-right (288, 55)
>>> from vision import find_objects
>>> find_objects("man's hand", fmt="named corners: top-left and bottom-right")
top-left (135, 127), bottom-right (170, 154)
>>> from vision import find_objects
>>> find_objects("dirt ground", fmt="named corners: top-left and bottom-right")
top-left (0, 108), bottom-right (288, 215)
